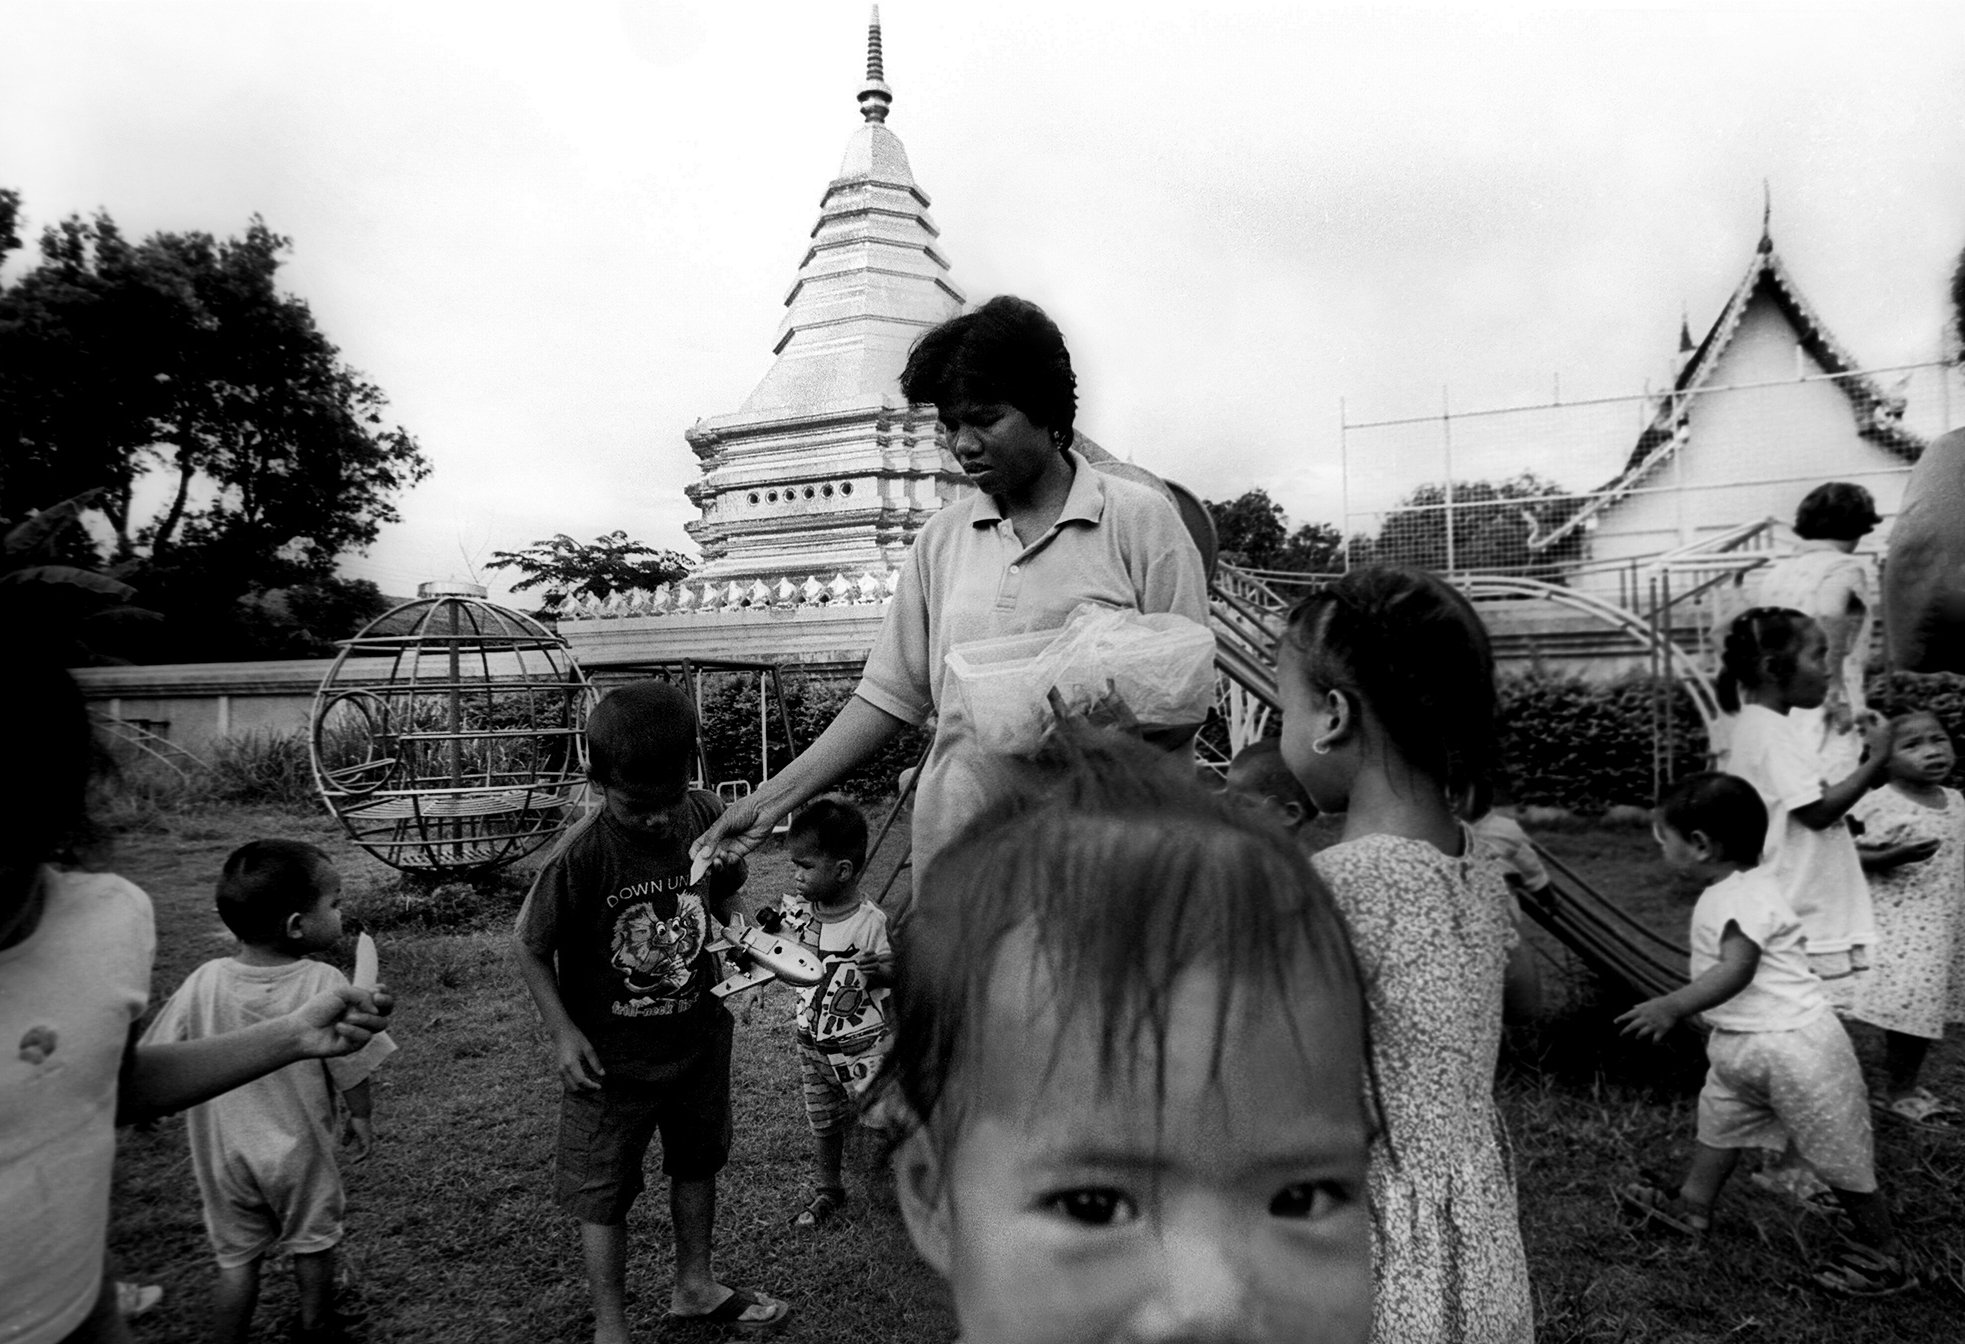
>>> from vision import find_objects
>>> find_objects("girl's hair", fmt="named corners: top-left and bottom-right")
top-left (1951, 241), bottom-right (1965, 359)
top-left (899, 295), bottom-right (1078, 449)
top-left (1282, 565), bottom-right (1498, 801)
top-left (1656, 771), bottom-right (1767, 866)
top-left (4, 652), bottom-right (95, 866)
top-left (1791, 482), bottom-right (1879, 542)
top-left (887, 729), bottom-right (1367, 1157)
top-left (1715, 607), bottom-right (1817, 714)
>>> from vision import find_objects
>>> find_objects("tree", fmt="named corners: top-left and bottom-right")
top-left (486, 531), bottom-right (694, 614)
top-left (0, 490), bottom-right (162, 664)
top-left (1205, 488), bottom-right (1346, 573)
top-left (0, 196), bottom-right (431, 660)
top-left (1371, 472), bottom-right (1583, 577)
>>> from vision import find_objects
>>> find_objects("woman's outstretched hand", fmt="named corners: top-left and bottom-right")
top-left (691, 795), bottom-right (775, 871)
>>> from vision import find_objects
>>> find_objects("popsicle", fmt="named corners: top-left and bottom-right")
top-left (353, 932), bottom-right (379, 991)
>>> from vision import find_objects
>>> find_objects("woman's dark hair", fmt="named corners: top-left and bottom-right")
top-left (215, 839), bottom-right (335, 944)
top-left (1282, 565), bottom-right (1498, 802)
top-left (1792, 482), bottom-right (1879, 542)
top-left (888, 730), bottom-right (1368, 1160)
top-left (1715, 607), bottom-right (1817, 713)
top-left (1657, 772), bottom-right (1767, 866)
top-left (899, 295), bottom-right (1078, 449)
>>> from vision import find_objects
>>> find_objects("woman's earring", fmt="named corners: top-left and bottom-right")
top-left (1311, 737), bottom-right (1333, 756)
top-left (1050, 428), bottom-right (1068, 449)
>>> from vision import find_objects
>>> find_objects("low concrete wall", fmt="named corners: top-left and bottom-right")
top-left (72, 598), bottom-right (1700, 757)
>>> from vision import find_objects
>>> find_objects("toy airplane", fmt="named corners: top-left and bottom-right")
top-left (707, 906), bottom-right (824, 999)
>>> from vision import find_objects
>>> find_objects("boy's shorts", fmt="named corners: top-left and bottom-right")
top-left (797, 1038), bottom-right (856, 1138)
top-left (1697, 1013), bottom-right (1875, 1192)
top-left (555, 1014), bottom-right (734, 1224)
top-left (204, 1144), bottom-right (345, 1269)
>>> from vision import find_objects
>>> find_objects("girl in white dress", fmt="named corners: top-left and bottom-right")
top-left (1852, 710), bottom-right (1965, 1124)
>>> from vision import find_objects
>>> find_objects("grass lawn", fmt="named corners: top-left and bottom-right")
top-left (102, 804), bottom-right (1963, 1343)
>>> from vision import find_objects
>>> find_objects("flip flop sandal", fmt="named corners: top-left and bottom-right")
top-left (792, 1186), bottom-right (847, 1229)
top-left (664, 1287), bottom-right (792, 1331)
top-left (1873, 1088), bottom-right (1961, 1133)
top-left (1812, 1241), bottom-right (1919, 1299)
top-left (1615, 1180), bottom-right (1711, 1238)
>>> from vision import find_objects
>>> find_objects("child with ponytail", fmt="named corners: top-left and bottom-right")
top-left (1277, 565), bottom-right (1533, 1344)
top-left (1718, 608), bottom-right (1889, 1011)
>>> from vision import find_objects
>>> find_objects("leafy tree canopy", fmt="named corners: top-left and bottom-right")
top-left (1204, 488), bottom-right (1346, 574)
top-left (0, 193), bottom-right (429, 660)
top-left (1368, 472), bottom-right (1582, 577)
top-left (486, 531), bottom-right (693, 614)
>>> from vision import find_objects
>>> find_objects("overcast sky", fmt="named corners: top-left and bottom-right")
top-left (6, 1), bottom-right (1964, 602)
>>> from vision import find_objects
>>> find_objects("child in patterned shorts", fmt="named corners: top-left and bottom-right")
top-left (1618, 772), bottom-right (1914, 1297)
top-left (773, 795), bottom-right (893, 1229)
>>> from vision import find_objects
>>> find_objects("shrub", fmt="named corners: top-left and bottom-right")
top-left (204, 730), bottom-right (318, 807)
top-left (1497, 673), bottom-right (1710, 814)
top-left (695, 671), bottom-right (929, 804)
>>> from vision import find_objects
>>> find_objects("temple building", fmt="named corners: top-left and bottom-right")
top-left (560, 10), bottom-right (966, 671)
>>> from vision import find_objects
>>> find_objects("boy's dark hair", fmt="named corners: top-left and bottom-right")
top-left (217, 839), bottom-right (335, 945)
top-left (1226, 738), bottom-right (1316, 819)
top-left (1715, 607), bottom-right (1816, 714)
top-left (1657, 772), bottom-right (1767, 866)
top-left (899, 295), bottom-right (1078, 450)
top-left (787, 794), bottom-right (868, 872)
top-left (888, 730), bottom-right (1369, 1162)
top-left (588, 679), bottom-right (697, 796)
top-left (1791, 482), bottom-right (1879, 542)
top-left (1283, 565), bottom-right (1498, 802)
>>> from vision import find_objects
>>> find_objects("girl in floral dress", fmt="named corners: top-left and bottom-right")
top-left (1852, 710), bottom-right (1965, 1124)
top-left (1277, 566), bottom-right (1533, 1344)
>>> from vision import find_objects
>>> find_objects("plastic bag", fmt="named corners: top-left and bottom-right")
top-left (944, 604), bottom-right (1217, 755)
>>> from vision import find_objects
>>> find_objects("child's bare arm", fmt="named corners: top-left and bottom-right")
top-left (1616, 923), bottom-right (1759, 1043)
top-left (512, 935), bottom-right (604, 1091)
top-left (340, 1078), bottom-right (375, 1161)
top-left (1860, 838), bottom-right (1943, 872)
top-left (1792, 716), bottom-right (1893, 830)
top-left (118, 985), bottom-right (394, 1126)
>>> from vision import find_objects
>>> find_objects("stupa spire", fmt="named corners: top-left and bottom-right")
top-left (1758, 179), bottom-right (1773, 253)
top-left (858, 7), bottom-right (893, 123)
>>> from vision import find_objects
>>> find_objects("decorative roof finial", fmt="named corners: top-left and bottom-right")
top-left (858, 6), bottom-right (893, 124)
top-left (1759, 179), bottom-right (1772, 253)
top-left (1679, 304), bottom-right (1694, 354)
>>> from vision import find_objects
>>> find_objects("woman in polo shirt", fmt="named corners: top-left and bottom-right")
top-left (691, 295), bottom-right (1210, 887)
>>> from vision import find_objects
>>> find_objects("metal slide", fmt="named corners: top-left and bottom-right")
top-left (1204, 563), bottom-right (1690, 1002)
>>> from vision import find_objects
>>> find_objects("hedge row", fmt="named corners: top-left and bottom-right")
top-left (693, 665), bottom-right (1965, 816)
top-left (1495, 668), bottom-right (1965, 813)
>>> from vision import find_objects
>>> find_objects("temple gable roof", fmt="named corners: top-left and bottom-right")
top-left (1532, 218), bottom-right (1924, 553)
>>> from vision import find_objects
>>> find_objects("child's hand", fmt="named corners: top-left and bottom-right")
top-left (1859, 712), bottom-right (1895, 773)
top-left (1892, 838), bottom-right (1943, 866)
top-left (1615, 997), bottom-right (1681, 1043)
top-left (342, 1114), bottom-right (375, 1162)
top-left (289, 985), bottom-right (395, 1058)
top-left (554, 1027), bottom-right (605, 1091)
top-left (856, 952), bottom-right (894, 988)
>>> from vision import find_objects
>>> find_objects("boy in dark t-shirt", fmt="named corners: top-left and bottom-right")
top-left (514, 681), bottom-right (789, 1338)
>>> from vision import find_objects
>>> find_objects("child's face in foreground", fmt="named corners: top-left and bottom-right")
top-left (1889, 714), bottom-right (1955, 786)
top-left (788, 837), bottom-right (857, 909)
top-left (903, 957), bottom-right (1372, 1344)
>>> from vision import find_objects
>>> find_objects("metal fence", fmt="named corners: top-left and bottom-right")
top-left (1337, 361), bottom-right (1962, 606)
